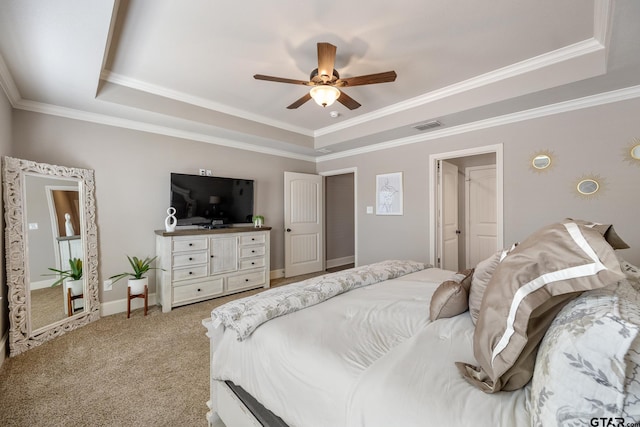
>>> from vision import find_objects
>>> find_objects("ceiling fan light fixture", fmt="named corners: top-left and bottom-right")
top-left (310, 85), bottom-right (340, 107)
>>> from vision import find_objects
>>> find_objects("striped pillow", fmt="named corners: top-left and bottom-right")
top-left (457, 220), bottom-right (624, 393)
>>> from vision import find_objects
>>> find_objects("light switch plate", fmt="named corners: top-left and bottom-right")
top-left (366, 206), bottom-right (374, 214)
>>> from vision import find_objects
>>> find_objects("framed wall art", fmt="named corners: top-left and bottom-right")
top-left (376, 172), bottom-right (403, 215)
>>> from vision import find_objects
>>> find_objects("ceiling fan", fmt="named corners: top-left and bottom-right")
top-left (254, 42), bottom-right (397, 110)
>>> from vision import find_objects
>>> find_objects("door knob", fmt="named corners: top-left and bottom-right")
top-left (286, 228), bottom-right (291, 232)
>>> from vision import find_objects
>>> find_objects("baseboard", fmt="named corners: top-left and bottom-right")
top-left (326, 256), bottom-right (355, 269)
top-left (270, 269), bottom-right (284, 280)
top-left (0, 330), bottom-right (8, 367)
top-left (100, 293), bottom-right (158, 317)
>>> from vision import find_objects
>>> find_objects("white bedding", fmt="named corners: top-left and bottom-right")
top-left (211, 267), bottom-right (530, 427)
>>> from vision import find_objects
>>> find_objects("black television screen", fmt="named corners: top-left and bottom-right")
top-left (170, 173), bottom-right (254, 226)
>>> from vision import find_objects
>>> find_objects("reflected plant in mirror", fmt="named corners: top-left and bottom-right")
top-left (529, 150), bottom-right (554, 173)
top-left (2, 156), bottom-right (100, 356)
top-left (573, 174), bottom-right (605, 199)
top-left (623, 138), bottom-right (640, 167)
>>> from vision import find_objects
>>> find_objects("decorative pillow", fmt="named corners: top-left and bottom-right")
top-left (619, 255), bottom-right (640, 283)
top-left (457, 220), bottom-right (625, 393)
top-left (468, 244), bottom-right (517, 325)
top-left (567, 218), bottom-right (630, 249)
top-left (430, 269), bottom-right (474, 321)
top-left (530, 279), bottom-right (640, 425)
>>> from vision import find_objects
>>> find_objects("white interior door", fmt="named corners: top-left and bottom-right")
top-left (466, 165), bottom-right (497, 267)
top-left (284, 172), bottom-right (324, 278)
top-left (438, 161), bottom-right (459, 271)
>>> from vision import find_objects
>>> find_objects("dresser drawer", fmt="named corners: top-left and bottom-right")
top-left (173, 279), bottom-right (224, 304)
top-left (173, 238), bottom-right (208, 252)
top-left (239, 257), bottom-right (265, 270)
top-left (240, 234), bottom-right (266, 245)
top-left (239, 245), bottom-right (265, 259)
top-left (173, 265), bottom-right (208, 282)
top-left (173, 251), bottom-right (208, 267)
top-left (227, 271), bottom-right (266, 292)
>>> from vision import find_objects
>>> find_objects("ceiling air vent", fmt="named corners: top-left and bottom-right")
top-left (412, 120), bottom-right (442, 131)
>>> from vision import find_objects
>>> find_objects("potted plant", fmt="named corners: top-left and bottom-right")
top-left (109, 255), bottom-right (162, 295)
top-left (45, 257), bottom-right (83, 289)
top-left (45, 258), bottom-right (84, 313)
top-left (252, 215), bottom-right (264, 228)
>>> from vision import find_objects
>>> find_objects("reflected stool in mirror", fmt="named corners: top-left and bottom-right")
top-left (67, 288), bottom-right (84, 317)
top-left (127, 285), bottom-right (148, 318)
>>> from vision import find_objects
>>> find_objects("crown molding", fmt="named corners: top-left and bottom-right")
top-left (316, 84), bottom-right (640, 162)
top-left (593, 0), bottom-right (614, 45)
top-left (100, 70), bottom-right (314, 137)
top-left (314, 38), bottom-right (605, 138)
top-left (14, 99), bottom-right (316, 162)
top-left (0, 53), bottom-right (21, 107)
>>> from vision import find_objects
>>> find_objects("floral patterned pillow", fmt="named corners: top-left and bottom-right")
top-left (530, 278), bottom-right (640, 426)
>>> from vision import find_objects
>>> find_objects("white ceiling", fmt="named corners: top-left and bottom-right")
top-left (1, 0), bottom-right (639, 160)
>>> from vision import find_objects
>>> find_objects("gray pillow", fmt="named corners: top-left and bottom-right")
top-left (430, 269), bottom-right (474, 321)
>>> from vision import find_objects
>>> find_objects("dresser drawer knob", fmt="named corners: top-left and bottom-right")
top-left (189, 243), bottom-right (193, 246)
top-left (197, 288), bottom-right (201, 292)
top-left (245, 278), bottom-right (249, 282)
top-left (189, 257), bottom-right (193, 261)
top-left (251, 262), bottom-right (255, 265)
top-left (189, 271), bottom-right (193, 275)
top-left (252, 238), bottom-right (255, 241)
top-left (252, 250), bottom-right (256, 253)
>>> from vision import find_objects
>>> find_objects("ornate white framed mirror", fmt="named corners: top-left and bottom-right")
top-left (2, 156), bottom-right (100, 356)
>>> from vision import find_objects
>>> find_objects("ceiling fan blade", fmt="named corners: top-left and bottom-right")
top-left (337, 91), bottom-right (361, 110)
top-left (317, 42), bottom-right (337, 82)
top-left (254, 74), bottom-right (311, 86)
top-left (336, 71), bottom-right (397, 87)
top-left (287, 92), bottom-right (313, 109)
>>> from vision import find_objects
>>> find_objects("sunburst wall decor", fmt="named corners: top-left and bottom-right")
top-left (529, 150), bottom-right (554, 173)
top-left (622, 138), bottom-right (640, 167)
top-left (573, 173), bottom-right (605, 199)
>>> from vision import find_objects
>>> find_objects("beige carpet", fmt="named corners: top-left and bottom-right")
top-left (0, 266), bottom-right (352, 427)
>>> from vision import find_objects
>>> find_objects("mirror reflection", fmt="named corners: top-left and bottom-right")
top-left (532, 154), bottom-right (551, 170)
top-left (25, 175), bottom-right (84, 331)
top-left (577, 178), bottom-right (599, 195)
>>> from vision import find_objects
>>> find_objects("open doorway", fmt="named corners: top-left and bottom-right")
top-left (429, 145), bottom-right (503, 270)
top-left (321, 168), bottom-right (357, 270)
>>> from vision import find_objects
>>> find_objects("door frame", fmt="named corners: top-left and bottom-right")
top-left (319, 167), bottom-right (358, 268)
top-left (428, 144), bottom-right (503, 268)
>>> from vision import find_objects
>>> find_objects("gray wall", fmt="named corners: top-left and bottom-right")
top-left (325, 173), bottom-right (355, 264)
top-left (11, 110), bottom-right (316, 304)
top-left (317, 97), bottom-right (640, 267)
top-left (0, 89), bottom-right (11, 348)
top-left (4, 95), bottom-right (640, 320)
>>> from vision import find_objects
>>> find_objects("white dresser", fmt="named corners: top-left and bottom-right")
top-left (155, 227), bottom-right (271, 312)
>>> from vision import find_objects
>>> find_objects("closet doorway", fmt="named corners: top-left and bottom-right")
top-left (321, 168), bottom-right (357, 270)
top-left (429, 145), bottom-right (503, 270)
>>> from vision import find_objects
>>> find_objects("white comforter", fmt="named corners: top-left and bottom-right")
top-left (211, 268), bottom-right (530, 427)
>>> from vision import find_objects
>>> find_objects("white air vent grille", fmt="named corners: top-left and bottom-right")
top-left (413, 120), bottom-right (442, 131)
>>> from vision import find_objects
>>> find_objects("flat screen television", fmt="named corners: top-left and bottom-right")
top-left (170, 173), bottom-right (254, 226)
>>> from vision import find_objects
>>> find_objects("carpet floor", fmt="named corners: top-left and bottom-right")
top-left (0, 266), bottom-right (352, 427)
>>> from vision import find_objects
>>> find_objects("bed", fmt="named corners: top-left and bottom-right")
top-left (203, 220), bottom-right (640, 427)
